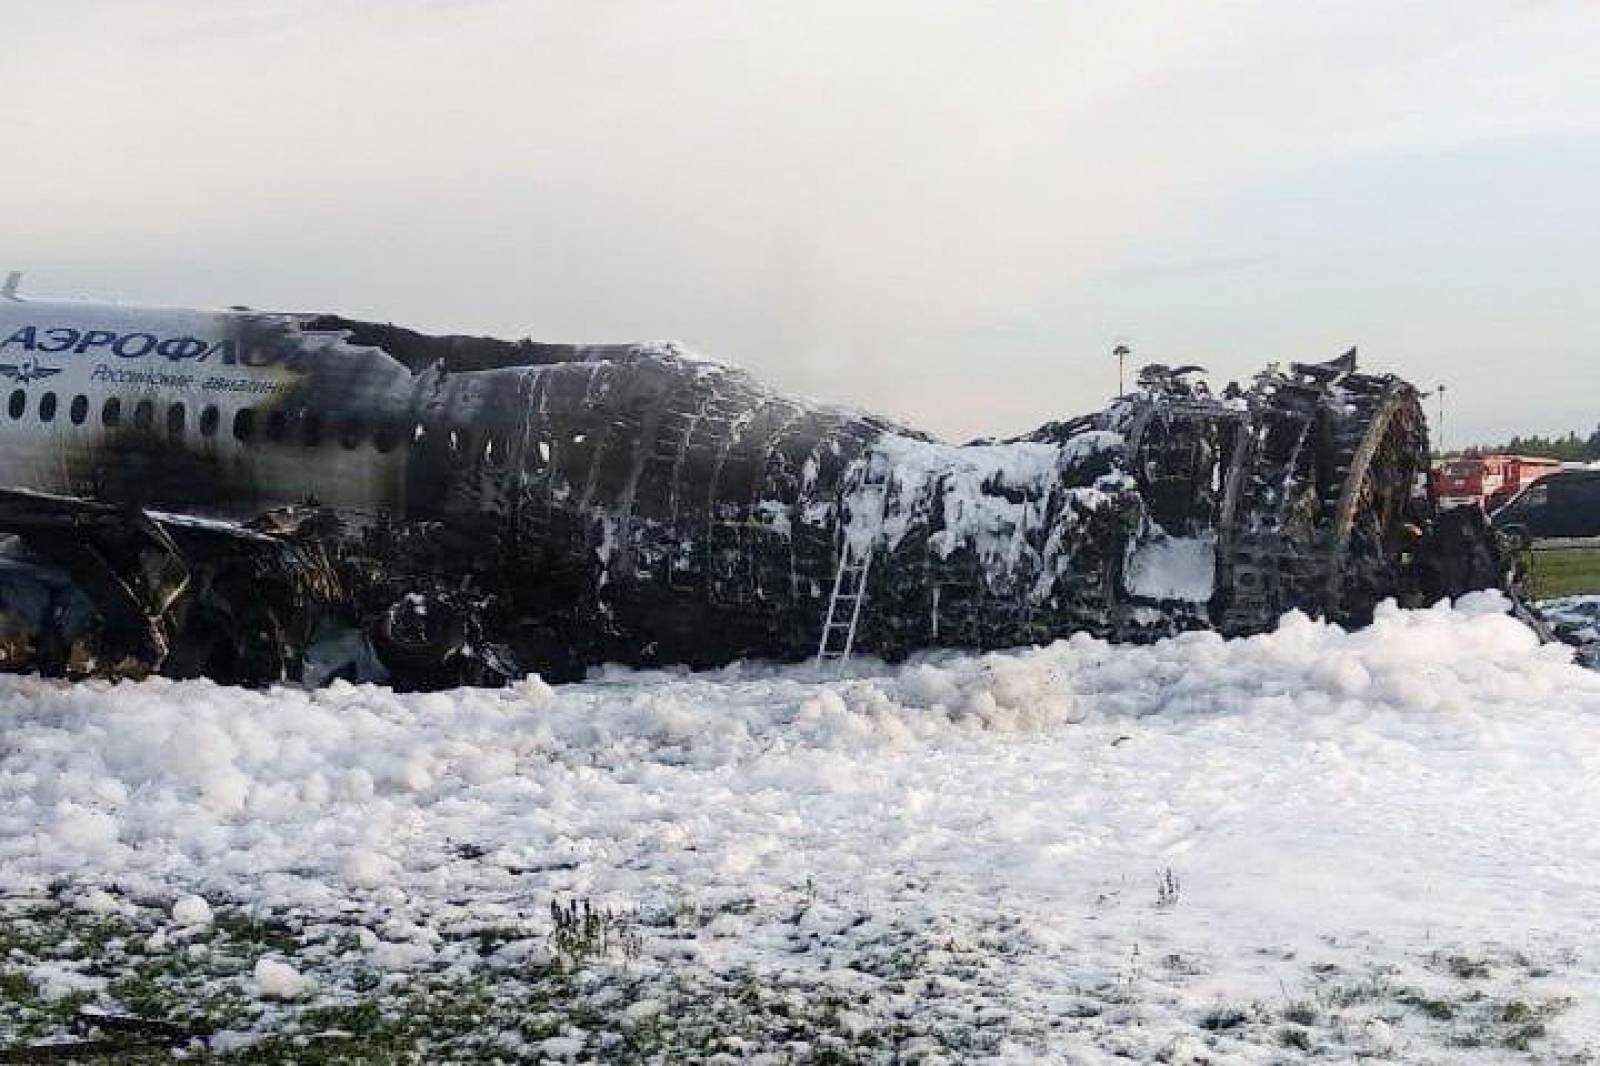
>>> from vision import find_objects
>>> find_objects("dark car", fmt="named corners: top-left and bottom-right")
top-left (1491, 470), bottom-right (1600, 546)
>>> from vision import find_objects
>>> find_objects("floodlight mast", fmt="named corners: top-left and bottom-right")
top-left (1436, 383), bottom-right (1448, 454)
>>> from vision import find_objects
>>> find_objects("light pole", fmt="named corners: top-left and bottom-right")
top-left (1436, 384), bottom-right (1448, 455)
top-left (1114, 344), bottom-right (1130, 397)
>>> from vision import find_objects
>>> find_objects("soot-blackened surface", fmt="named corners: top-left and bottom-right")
top-left (0, 312), bottom-right (1512, 688)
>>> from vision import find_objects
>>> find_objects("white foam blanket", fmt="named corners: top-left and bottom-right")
top-left (2, 593), bottom-right (1598, 1060)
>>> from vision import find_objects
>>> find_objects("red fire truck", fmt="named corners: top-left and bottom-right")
top-left (1432, 455), bottom-right (1561, 511)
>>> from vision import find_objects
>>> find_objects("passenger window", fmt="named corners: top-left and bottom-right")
top-left (133, 400), bottom-right (154, 430)
top-left (1552, 478), bottom-right (1600, 513)
top-left (340, 416), bottom-right (364, 450)
top-left (373, 421), bottom-right (399, 453)
top-left (37, 392), bottom-right (56, 423)
top-left (102, 397), bottom-right (122, 428)
top-left (167, 403), bottom-right (186, 437)
top-left (69, 395), bottom-right (88, 425)
top-left (200, 405), bottom-right (220, 438)
top-left (7, 389), bottom-right (24, 420)
top-left (1519, 484), bottom-right (1548, 510)
top-left (302, 412), bottom-right (324, 447)
top-left (265, 409), bottom-right (288, 442)
top-left (233, 408), bottom-right (256, 441)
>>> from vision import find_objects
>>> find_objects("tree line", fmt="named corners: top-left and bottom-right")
top-left (1443, 427), bottom-right (1600, 462)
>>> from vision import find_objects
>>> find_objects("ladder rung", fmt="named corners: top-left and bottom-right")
top-left (817, 461), bottom-right (895, 668)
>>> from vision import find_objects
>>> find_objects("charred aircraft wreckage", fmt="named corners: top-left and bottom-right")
top-left (0, 283), bottom-right (1529, 690)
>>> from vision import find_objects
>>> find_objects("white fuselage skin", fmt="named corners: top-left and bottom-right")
top-left (0, 297), bottom-right (404, 522)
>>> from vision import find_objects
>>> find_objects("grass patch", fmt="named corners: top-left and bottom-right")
top-left (0, 887), bottom-right (993, 1064)
top-left (209, 911), bottom-right (302, 954)
top-left (1153, 867), bottom-right (1181, 910)
top-left (1523, 547), bottom-right (1600, 598)
top-left (1198, 1005), bottom-right (1251, 1031)
top-left (0, 968), bottom-right (36, 1005)
top-left (1281, 1000), bottom-right (1318, 1026)
top-left (1395, 987), bottom-right (1457, 1020)
top-left (1439, 953), bottom-right (1491, 981)
top-left (1, 886), bottom-right (1587, 1063)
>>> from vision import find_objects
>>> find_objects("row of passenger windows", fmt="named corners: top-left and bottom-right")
top-left (4, 389), bottom-right (535, 464)
top-left (4, 389), bottom-right (408, 452)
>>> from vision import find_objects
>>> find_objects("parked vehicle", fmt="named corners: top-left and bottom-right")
top-left (1491, 470), bottom-right (1600, 546)
top-left (1433, 454), bottom-right (1560, 511)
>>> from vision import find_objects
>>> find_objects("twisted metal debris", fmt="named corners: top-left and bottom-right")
top-left (0, 303), bottom-right (1510, 688)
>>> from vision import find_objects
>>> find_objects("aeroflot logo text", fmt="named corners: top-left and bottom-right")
top-left (0, 326), bottom-right (275, 366)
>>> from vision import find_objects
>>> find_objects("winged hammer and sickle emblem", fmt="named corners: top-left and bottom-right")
top-left (0, 359), bottom-right (63, 385)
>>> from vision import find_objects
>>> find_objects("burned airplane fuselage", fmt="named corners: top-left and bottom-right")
top-left (0, 296), bottom-right (1507, 688)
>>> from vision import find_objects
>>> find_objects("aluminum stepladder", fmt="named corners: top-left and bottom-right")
top-left (816, 457), bottom-right (892, 668)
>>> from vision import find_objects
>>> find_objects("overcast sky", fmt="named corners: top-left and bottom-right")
top-left (3, 0), bottom-right (1597, 446)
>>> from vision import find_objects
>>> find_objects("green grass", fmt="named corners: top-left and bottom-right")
top-left (0, 890), bottom-right (966, 1064)
top-left (1523, 548), bottom-right (1600, 599)
top-left (2, 888), bottom-right (1584, 1062)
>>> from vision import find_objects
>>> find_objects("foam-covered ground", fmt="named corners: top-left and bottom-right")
top-left (3, 594), bottom-right (1599, 1062)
